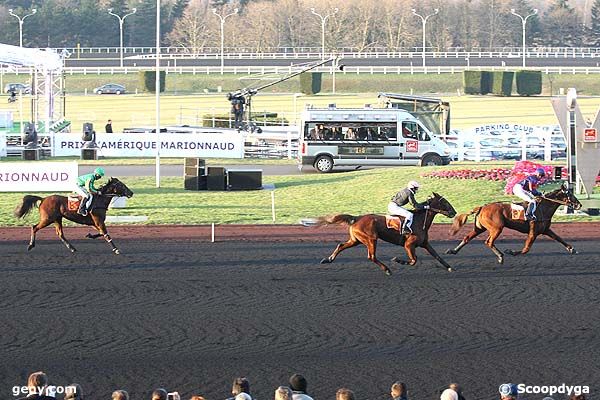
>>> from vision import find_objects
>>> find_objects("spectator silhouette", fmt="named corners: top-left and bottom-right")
top-left (64, 383), bottom-right (83, 400)
top-left (390, 381), bottom-right (407, 400)
top-left (152, 388), bottom-right (168, 400)
top-left (274, 386), bottom-right (294, 400)
top-left (105, 119), bottom-right (113, 133)
top-left (289, 373), bottom-right (314, 400)
top-left (336, 388), bottom-right (355, 400)
top-left (16, 371), bottom-right (54, 400)
top-left (112, 390), bottom-right (129, 400)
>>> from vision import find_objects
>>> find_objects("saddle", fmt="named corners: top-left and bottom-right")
top-left (510, 202), bottom-right (526, 221)
top-left (385, 215), bottom-right (404, 231)
top-left (68, 194), bottom-right (83, 211)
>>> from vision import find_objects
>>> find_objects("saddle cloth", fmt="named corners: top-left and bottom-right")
top-left (510, 203), bottom-right (526, 221)
top-left (385, 215), bottom-right (403, 231)
top-left (68, 194), bottom-right (82, 211)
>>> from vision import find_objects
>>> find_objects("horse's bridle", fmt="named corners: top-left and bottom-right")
top-left (423, 195), bottom-right (454, 228)
top-left (541, 192), bottom-right (573, 207)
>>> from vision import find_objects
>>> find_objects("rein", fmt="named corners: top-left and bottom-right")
top-left (541, 195), bottom-right (570, 206)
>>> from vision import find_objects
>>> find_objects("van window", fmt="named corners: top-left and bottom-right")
top-left (304, 122), bottom-right (397, 142)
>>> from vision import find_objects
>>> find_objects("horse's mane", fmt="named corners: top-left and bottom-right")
top-left (99, 177), bottom-right (117, 194)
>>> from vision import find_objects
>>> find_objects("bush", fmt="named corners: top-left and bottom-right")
top-left (462, 71), bottom-right (481, 94)
top-left (491, 71), bottom-right (514, 96)
top-left (462, 71), bottom-right (492, 95)
top-left (138, 71), bottom-right (166, 93)
top-left (299, 72), bottom-right (322, 95)
top-left (515, 70), bottom-right (542, 96)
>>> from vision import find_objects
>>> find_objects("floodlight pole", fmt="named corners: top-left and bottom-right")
top-left (412, 8), bottom-right (438, 68)
top-left (310, 7), bottom-right (338, 60)
top-left (155, 0), bottom-right (161, 188)
top-left (212, 8), bottom-right (239, 74)
top-left (566, 88), bottom-right (577, 213)
top-left (8, 8), bottom-right (37, 47)
top-left (108, 7), bottom-right (137, 68)
top-left (510, 8), bottom-right (538, 68)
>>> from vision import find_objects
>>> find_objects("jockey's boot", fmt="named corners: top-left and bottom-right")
top-left (77, 200), bottom-right (87, 216)
top-left (526, 202), bottom-right (536, 221)
top-left (401, 221), bottom-right (413, 235)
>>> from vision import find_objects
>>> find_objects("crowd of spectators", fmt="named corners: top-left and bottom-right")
top-left (13, 371), bottom-right (588, 400)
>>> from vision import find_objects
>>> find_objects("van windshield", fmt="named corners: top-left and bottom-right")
top-left (304, 122), bottom-right (397, 141)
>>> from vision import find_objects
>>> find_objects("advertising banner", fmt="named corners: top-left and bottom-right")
top-left (0, 132), bottom-right (6, 157)
top-left (0, 162), bottom-right (78, 192)
top-left (53, 132), bottom-right (245, 158)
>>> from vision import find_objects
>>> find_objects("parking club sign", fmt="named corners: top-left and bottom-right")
top-left (584, 128), bottom-right (598, 142)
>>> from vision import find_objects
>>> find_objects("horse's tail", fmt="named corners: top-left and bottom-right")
top-left (14, 195), bottom-right (43, 219)
top-left (316, 214), bottom-right (358, 226)
top-left (449, 206), bottom-right (482, 235)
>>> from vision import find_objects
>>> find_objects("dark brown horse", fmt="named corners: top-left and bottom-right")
top-left (14, 177), bottom-right (134, 254)
top-left (445, 183), bottom-right (581, 264)
top-left (315, 193), bottom-right (457, 275)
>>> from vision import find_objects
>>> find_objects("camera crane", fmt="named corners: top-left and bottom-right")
top-left (226, 57), bottom-right (342, 133)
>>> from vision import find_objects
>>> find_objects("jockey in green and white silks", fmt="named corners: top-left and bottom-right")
top-left (74, 167), bottom-right (105, 216)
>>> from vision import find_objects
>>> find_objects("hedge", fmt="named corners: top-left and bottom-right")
top-left (515, 70), bottom-right (542, 96)
top-left (491, 71), bottom-right (514, 96)
top-left (462, 71), bottom-right (492, 95)
top-left (299, 72), bottom-right (322, 95)
top-left (139, 71), bottom-right (166, 93)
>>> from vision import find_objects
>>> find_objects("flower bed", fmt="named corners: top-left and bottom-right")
top-left (423, 161), bottom-right (600, 193)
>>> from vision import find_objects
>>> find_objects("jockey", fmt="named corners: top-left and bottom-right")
top-left (388, 180), bottom-right (429, 234)
top-left (512, 167), bottom-right (545, 220)
top-left (75, 167), bottom-right (105, 216)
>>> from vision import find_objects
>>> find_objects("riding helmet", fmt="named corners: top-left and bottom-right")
top-left (94, 167), bottom-right (105, 177)
top-left (408, 180), bottom-right (420, 189)
top-left (535, 167), bottom-right (545, 176)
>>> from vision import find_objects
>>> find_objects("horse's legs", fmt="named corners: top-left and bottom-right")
top-left (28, 218), bottom-right (53, 251)
top-left (423, 243), bottom-right (454, 272)
top-left (93, 221), bottom-right (120, 255)
top-left (54, 220), bottom-right (77, 253)
top-left (505, 230), bottom-right (540, 256)
top-left (365, 239), bottom-right (392, 276)
top-left (320, 238), bottom-right (360, 264)
top-left (543, 228), bottom-right (576, 254)
top-left (484, 228), bottom-right (505, 264)
top-left (446, 227), bottom-right (486, 255)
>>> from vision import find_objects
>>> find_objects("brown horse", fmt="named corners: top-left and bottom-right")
top-left (14, 177), bottom-right (134, 254)
top-left (315, 193), bottom-right (457, 275)
top-left (445, 183), bottom-right (581, 264)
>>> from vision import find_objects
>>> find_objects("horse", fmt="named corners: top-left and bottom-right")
top-left (445, 183), bottom-right (581, 264)
top-left (315, 193), bottom-right (457, 275)
top-left (14, 177), bottom-right (134, 255)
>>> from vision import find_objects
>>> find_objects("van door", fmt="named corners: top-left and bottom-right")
top-left (399, 121), bottom-right (422, 165)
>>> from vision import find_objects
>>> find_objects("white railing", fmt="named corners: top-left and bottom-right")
top-left (5, 65), bottom-right (600, 76)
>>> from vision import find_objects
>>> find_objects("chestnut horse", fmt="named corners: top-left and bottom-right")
top-left (14, 177), bottom-right (134, 254)
top-left (315, 193), bottom-right (457, 275)
top-left (445, 184), bottom-right (581, 264)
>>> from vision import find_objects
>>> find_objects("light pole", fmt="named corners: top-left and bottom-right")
top-left (412, 8), bottom-right (438, 68)
top-left (310, 7), bottom-right (338, 60)
top-left (108, 7), bottom-right (137, 68)
top-left (212, 8), bottom-right (239, 74)
top-left (8, 8), bottom-right (37, 47)
top-left (510, 8), bottom-right (538, 68)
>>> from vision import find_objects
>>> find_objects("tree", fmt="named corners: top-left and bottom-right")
top-left (585, 0), bottom-right (600, 46)
top-left (540, 0), bottom-right (582, 46)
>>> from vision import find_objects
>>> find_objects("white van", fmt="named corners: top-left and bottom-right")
top-left (298, 106), bottom-right (452, 172)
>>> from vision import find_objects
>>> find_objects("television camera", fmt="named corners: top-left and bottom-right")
top-left (82, 122), bottom-right (97, 148)
top-left (22, 122), bottom-right (38, 148)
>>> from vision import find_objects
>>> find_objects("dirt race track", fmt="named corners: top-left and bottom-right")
top-left (1, 223), bottom-right (599, 400)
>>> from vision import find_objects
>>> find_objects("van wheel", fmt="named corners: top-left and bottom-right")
top-left (96, 90), bottom-right (102, 95)
top-left (315, 156), bottom-right (334, 173)
top-left (421, 154), bottom-right (443, 166)
top-left (116, 90), bottom-right (121, 95)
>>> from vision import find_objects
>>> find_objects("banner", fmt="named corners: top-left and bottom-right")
top-left (53, 132), bottom-right (245, 158)
top-left (0, 162), bottom-right (78, 192)
top-left (0, 132), bottom-right (6, 157)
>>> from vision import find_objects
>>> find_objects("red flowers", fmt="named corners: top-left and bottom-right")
top-left (422, 168), bottom-right (512, 181)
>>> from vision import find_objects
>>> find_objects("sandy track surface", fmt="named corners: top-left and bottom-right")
top-left (1, 234), bottom-right (599, 400)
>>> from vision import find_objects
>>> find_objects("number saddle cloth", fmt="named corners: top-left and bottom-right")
top-left (385, 215), bottom-right (404, 231)
top-left (510, 202), bottom-right (528, 221)
top-left (67, 194), bottom-right (83, 211)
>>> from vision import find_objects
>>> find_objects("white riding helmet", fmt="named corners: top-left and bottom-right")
top-left (407, 180), bottom-right (420, 189)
